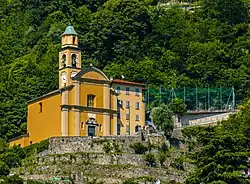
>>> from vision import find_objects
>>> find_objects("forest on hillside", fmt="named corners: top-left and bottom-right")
top-left (0, 0), bottom-right (250, 140)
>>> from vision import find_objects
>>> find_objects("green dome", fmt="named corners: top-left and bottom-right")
top-left (62, 24), bottom-right (78, 36)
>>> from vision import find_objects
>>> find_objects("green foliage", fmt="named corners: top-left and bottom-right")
top-left (103, 142), bottom-right (112, 154)
top-left (158, 152), bottom-right (167, 166)
top-left (171, 154), bottom-right (185, 171)
top-left (183, 100), bottom-right (250, 183)
top-left (123, 179), bottom-right (138, 184)
top-left (0, 139), bottom-right (49, 176)
top-left (159, 142), bottom-right (169, 153)
top-left (144, 153), bottom-right (156, 167)
top-left (168, 98), bottom-right (187, 116)
top-left (151, 104), bottom-right (174, 137)
top-left (0, 161), bottom-right (9, 176)
top-left (22, 139), bottom-right (49, 157)
top-left (103, 141), bottom-right (122, 154)
top-left (200, 0), bottom-right (248, 25)
top-left (129, 142), bottom-right (148, 154)
top-left (0, 175), bottom-right (24, 184)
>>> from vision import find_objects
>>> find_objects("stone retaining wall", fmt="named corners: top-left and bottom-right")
top-left (39, 133), bottom-right (165, 156)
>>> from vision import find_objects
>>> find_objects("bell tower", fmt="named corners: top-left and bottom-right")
top-left (59, 24), bottom-right (81, 88)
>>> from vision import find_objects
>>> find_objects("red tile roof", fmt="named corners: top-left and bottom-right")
top-left (112, 79), bottom-right (145, 86)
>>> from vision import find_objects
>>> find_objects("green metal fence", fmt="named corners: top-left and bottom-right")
top-left (145, 86), bottom-right (239, 111)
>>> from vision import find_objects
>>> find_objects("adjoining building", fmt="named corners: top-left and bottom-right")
top-left (10, 25), bottom-right (146, 147)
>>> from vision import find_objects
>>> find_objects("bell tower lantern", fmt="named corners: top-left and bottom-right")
top-left (61, 24), bottom-right (79, 48)
top-left (59, 24), bottom-right (81, 88)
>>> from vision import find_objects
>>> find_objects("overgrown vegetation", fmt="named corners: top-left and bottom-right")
top-left (144, 153), bottom-right (157, 167)
top-left (103, 141), bottom-right (122, 154)
top-left (0, 175), bottom-right (53, 184)
top-left (123, 179), bottom-right (138, 184)
top-left (129, 142), bottom-right (148, 154)
top-left (182, 101), bottom-right (250, 183)
top-left (0, 139), bottom-right (49, 176)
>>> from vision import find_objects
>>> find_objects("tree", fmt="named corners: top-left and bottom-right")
top-left (183, 100), bottom-right (250, 184)
top-left (0, 160), bottom-right (9, 176)
top-left (168, 98), bottom-right (187, 116)
top-left (200, 0), bottom-right (249, 25)
top-left (151, 104), bottom-right (174, 137)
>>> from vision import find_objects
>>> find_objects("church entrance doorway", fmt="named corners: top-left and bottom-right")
top-left (87, 125), bottom-right (96, 137)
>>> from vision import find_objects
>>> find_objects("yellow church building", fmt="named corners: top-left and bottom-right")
top-left (10, 25), bottom-right (146, 147)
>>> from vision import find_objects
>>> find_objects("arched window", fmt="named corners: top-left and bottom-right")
top-left (99, 124), bottom-right (102, 132)
top-left (87, 94), bottom-right (95, 107)
top-left (61, 54), bottom-right (66, 67)
top-left (81, 122), bottom-right (84, 130)
top-left (73, 36), bottom-right (76, 45)
top-left (72, 54), bottom-right (77, 67)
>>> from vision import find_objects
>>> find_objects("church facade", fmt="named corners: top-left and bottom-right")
top-left (10, 25), bottom-right (145, 147)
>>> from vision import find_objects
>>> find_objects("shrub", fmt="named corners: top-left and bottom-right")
top-left (0, 175), bottom-right (24, 184)
top-left (113, 141), bottom-right (122, 154)
top-left (158, 152), bottom-right (167, 166)
top-left (123, 179), bottom-right (138, 184)
top-left (0, 161), bottom-right (9, 176)
top-left (103, 142), bottom-right (112, 153)
top-left (171, 154), bottom-right (185, 170)
top-left (0, 152), bottom-right (21, 168)
top-left (22, 139), bottom-right (49, 157)
top-left (144, 153), bottom-right (156, 167)
top-left (160, 142), bottom-right (168, 153)
top-left (129, 142), bottom-right (147, 154)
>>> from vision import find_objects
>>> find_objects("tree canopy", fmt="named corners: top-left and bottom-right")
top-left (182, 101), bottom-right (250, 184)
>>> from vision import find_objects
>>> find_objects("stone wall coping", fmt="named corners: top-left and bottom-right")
top-left (47, 134), bottom-right (163, 142)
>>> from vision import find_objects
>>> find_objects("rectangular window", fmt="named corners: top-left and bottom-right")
top-left (117, 123), bottom-right (121, 135)
top-left (87, 95), bottom-right (95, 107)
top-left (135, 88), bottom-right (140, 96)
top-left (117, 112), bottom-right (120, 119)
top-left (126, 114), bottom-right (130, 120)
top-left (126, 101), bottom-right (130, 109)
top-left (126, 87), bottom-right (130, 95)
top-left (136, 102), bottom-right (140, 110)
top-left (136, 115), bottom-right (140, 121)
top-left (99, 124), bottom-right (102, 132)
top-left (39, 102), bottom-right (42, 113)
top-left (118, 100), bottom-right (123, 108)
top-left (116, 86), bottom-right (121, 94)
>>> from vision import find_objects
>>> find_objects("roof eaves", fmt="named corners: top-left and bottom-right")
top-left (27, 85), bottom-right (74, 104)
